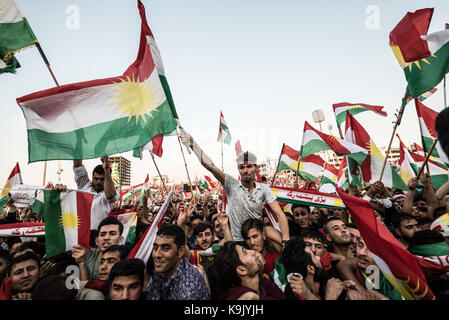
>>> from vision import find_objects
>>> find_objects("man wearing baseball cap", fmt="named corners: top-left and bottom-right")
top-left (179, 128), bottom-right (290, 244)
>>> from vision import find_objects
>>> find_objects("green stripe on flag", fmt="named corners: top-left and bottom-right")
top-left (43, 190), bottom-right (66, 258)
top-left (26, 100), bottom-right (177, 162)
top-left (0, 18), bottom-right (36, 52)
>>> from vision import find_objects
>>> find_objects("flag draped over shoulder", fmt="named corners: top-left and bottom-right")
top-left (128, 192), bottom-right (173, 264)
top-left (337, 187), bottom-right (435, 300)
top-left (16, 1), bottom-right (177, 163)
top-left (300, 121), bottom-right (368, 165)
top-left (43, 190), bottom-right (94, 258)
top-left (390, 8), bottom-right (449, 98)
top-left (217, 111), bottom-right (232, 145)
top-left (332, 102), bottom-right (387, 129)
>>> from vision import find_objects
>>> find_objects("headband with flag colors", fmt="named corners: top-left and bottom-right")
top-left (300, 121), bottom-right (368, 165)
top-left (415, 99), bottom-right (449, 167)
top-left (16, 0), bottom-right (178, 163)
top-left (336, 187), bottom-right (435, 300)
top-left (276, 143), bottom-right (299, 173)
top-left (128, 191), bottom-right (173, 264)
top-left (345, 113), bottom-right (407, 190)
top-left (43, 189), bottom-right (94, 258)
top-left (217, 111), bottom-right (232, 145)
top-left (390, 8), bottom-right (449, 98)
top-left (332, 102), bottom-right (387, 129)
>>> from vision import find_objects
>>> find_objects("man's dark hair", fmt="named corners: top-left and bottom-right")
top-left (300, 228), bottom-right (327, 245)
top-left (206, 241), bottom-right (243, 299)
top-left (92, 164), bottom-right (105, 177)
top-left (108, 258), bottom-right (145, 285)
top-left (435, 107), bottom-right (449, 161)
top-left (189, 214), bottom-right (203, 223)
top-left (433, 207), bottom-right (447, 220)
top-left (346, 223), bottom-right (358, 230)
top-left (10, 251), bottom-right (40, 274)
top-left (41, 252), bottom-right (77, 278)
top-left (156, 224), bottom-right (186, 250)
top-left (408, 230), bottom-right (445, 248)
top-left (241, 218), bottom-right (264, 240)
top-left (103, 244), bottom-right (130, 260)
top-left (323, 216), bottom-right (343, 234)
top-left (281, 237), bottom-right (313, 276)
top-left (32, 274), bottom-right (78, 300)
top-left (90, 229), bottom-right (99, 248)
top-left (193, 221), bottom-right (214, 237)
top-left (292, 204), bottom-right (310, 214)
top-left (392, 213), bottom-right (417, 229)
top-left (98, 216), bottom-right (124, 235)
top-left (15, 241), bottom-right (45, 260)
top-left (417, 217), bottom-right (433, 226)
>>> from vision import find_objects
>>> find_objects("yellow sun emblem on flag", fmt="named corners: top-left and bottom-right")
top-left (109, 75), bottom-right (162, 125)
top-left (0, 3), bottom-right (4, 22)
top-left (390, 44), bottom-right (436, 72)
top-left (369, 140), bottom-right (384, 161)
top-left (59, 211), bottom-right (80, 230)
top-left (400, 168), bottom-right (414, 185)
top-left (0, 183), bottom-right (11, 197)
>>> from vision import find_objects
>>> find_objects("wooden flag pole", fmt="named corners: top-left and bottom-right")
top-left (271, 143), bottom-right (285, 186)
top-left (379, 107), bottom-right (405, 180)
top-left (444, 76), bottom-right (447, 108)
top-left (149, 152), bottom-right (168, 194)
top-left (221, 138), bottom-right (224, 172)
top-left (34, 41), bottom-right (60, 186)
top-left (417, 139), bottom-right (438, 179)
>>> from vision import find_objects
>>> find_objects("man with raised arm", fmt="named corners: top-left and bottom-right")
top-left (179, 128), bottom-right (290, 244)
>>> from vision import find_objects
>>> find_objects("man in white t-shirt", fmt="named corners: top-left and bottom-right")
top-left (73, 157), bottom-right (118, 230)
top-left (179, 128), bottom-right (290, 244)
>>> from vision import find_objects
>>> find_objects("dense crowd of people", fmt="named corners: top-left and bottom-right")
top-left (0, 111), bottom-right (449, 301)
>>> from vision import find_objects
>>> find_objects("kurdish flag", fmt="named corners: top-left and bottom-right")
top-left (398, 136), bottom-right (418, 186)
top-left (337, 188), bottom-right (435, 300)
top-left (332, 102), bottom-right (387, 129)
top-left (0, 163), bottom-right (23, 210)
top-left (276, 143), bottom-right (300, 172)
top-left (217, 111), bottom-right (232, 145)
top-left (43, 190), bottom-right (94, 258)
top-left (297, 154), bottom-right (324, 183)
top-left (390, 8), bottom-right (449, 98)
top-left (345, 113), bottom-right (407, 190)
top-left (320, 162), bottom-right (339, 186)
top-left (116, 211), bottom-right (138, 250)
top-left (415, 99), bottom-right (449, 166)
top-left (0, 0), bottom-right (36, 52)
top-left (111, 163), bottom-right (121, 187)
top-left (17, 2), bottom-right (177, 163)
top-left (336, 156), bottom-right (349, 190)
top-left (128, 192), bottom-right (173, 264)
top-left (400, 87), bottom-right (437, 111)
top-left (204, 176), bottom-right (216, 190)
top-left (300, 121), bottom-right (368, 165)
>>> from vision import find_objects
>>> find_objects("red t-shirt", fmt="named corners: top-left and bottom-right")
top-left (264, 251), bottom-right (280, 277)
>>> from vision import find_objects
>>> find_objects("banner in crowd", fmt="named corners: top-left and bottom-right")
top-left (0, 222), bottom-right (45, 237)
top-left (270, 185), bottom-right (345, 209)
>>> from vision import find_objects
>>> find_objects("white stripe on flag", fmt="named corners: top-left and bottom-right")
top-left (60, 191), bottom-right (78, 252)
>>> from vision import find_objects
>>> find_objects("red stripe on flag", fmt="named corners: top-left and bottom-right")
top-left (76, 191), bottom-right (94, 250)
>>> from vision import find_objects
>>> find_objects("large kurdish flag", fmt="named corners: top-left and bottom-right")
top-left (300, 121), bottom-right (368, 165)
top-left (44, 190), bottom-right (94, 258)
top-left (16, 3), bottom-right (177, 163)
top-left (332, 102), bottom-right (387, 129)
top-left (390, 8), bottom-right (449, 98)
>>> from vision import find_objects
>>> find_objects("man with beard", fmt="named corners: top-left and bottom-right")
top-left (178, 129), bottom-right (290, 245)
top-left (281, 237), bottom-right (352, 300)
top-left (324, 217), bottom-right (353, 259)
top-left (337, 236), bottom-right (402, 300)
top-left (145, 224), bottom-right (209, 300)
top-left (392, 213), bottom-right (419, 249)
top-left (214, 241), bottom-right (285, 300)
top-left (73, 157), bottom-right (118, 230)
